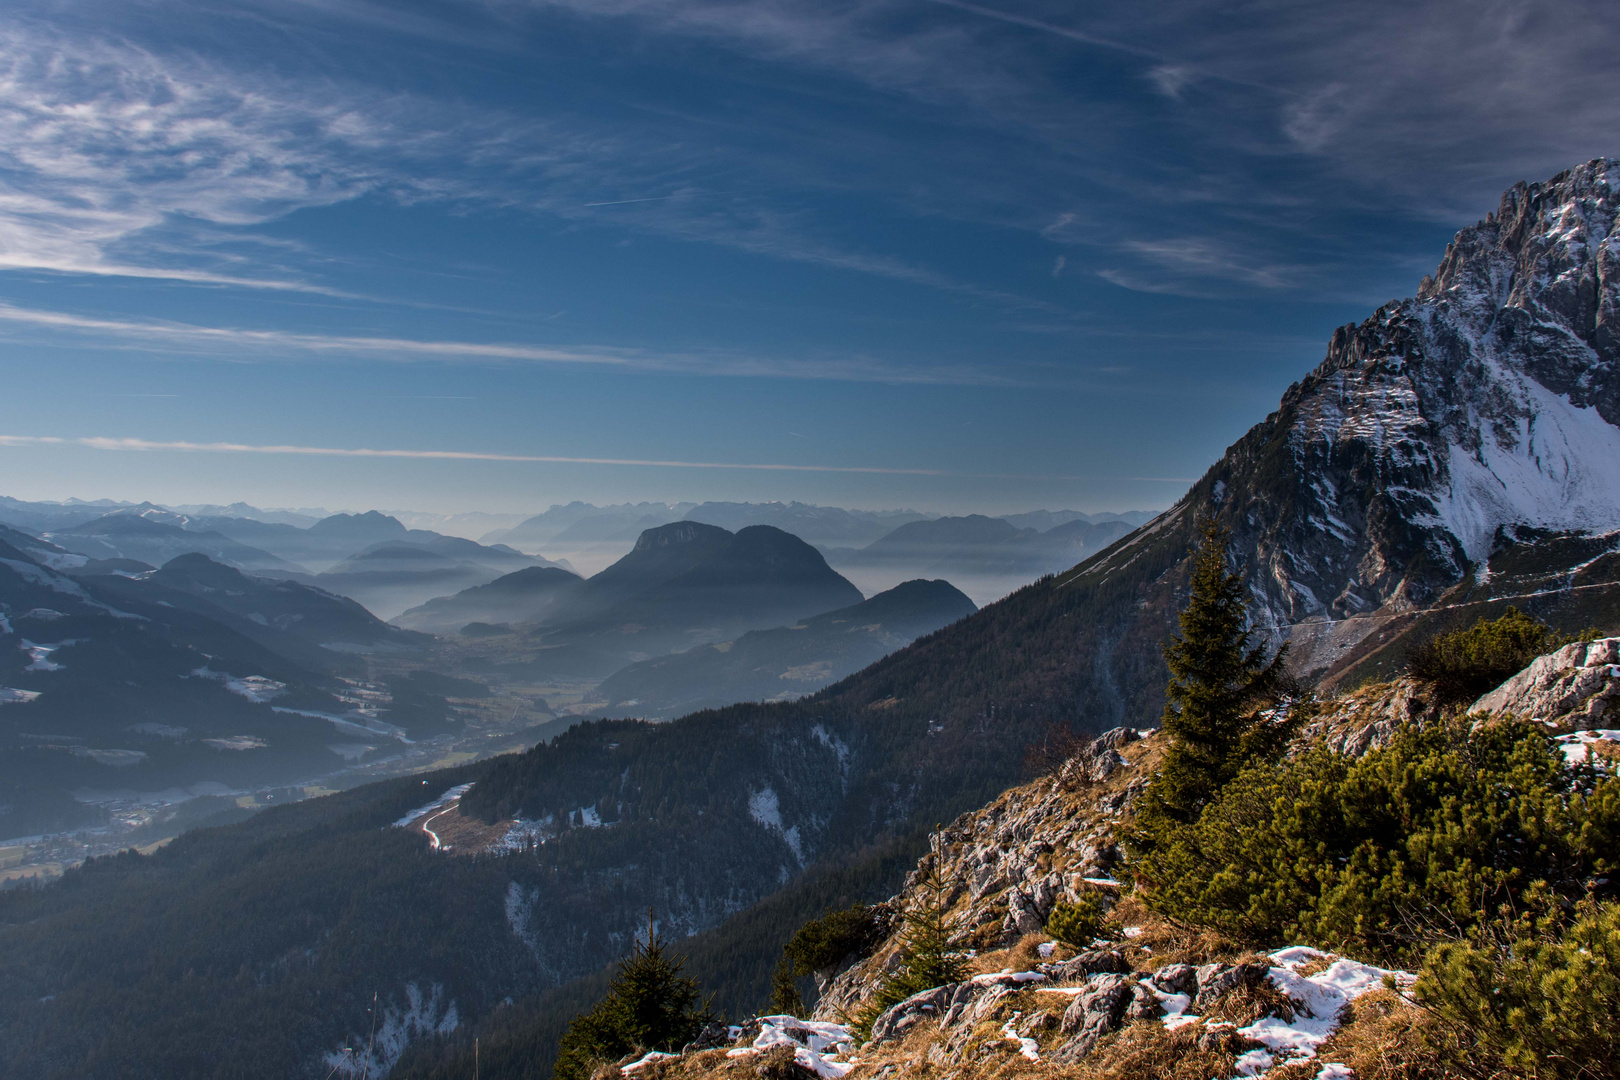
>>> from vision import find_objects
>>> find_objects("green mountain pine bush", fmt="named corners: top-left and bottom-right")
top-left (1418, 897), bottom-right (1620, 1078)
top-left (1045, 895), bottom-right (1105, 948)
top-left (1135, 718), bottom-right (1620, 960)
top-left (1405, 606), bottom-right (1576, 706)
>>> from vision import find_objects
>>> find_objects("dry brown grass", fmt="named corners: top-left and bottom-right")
top-left (1293, 953), bottom-right (1336, 978)
top-left (1105, 895), bottom-right (1244, 969)
top-left (1303, 990), bottom-right (1480, 1080)
top-left (1042, 1020), bottom-right (1240, 1080)
top-left (972, 935), bottom-right (1051, 977)
top-left (1201, 979), bottom-right (1296, 1026)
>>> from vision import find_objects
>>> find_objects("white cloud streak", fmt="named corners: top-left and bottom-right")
top-left (0, 433), bottom-right (1157, 482)
top-left (0, 301), bottom-right (1015, 384)
top-left (0, 17), bottom-right (1055, 311)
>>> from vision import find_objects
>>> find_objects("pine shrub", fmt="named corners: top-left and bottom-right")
top-left (1045, 896), bottom-right (1105, 948)
top-left (1134, 720), bottom-right (1620, 962)
top-left (781, 904), bottom-right (888, 975)
top-left (1417, 898), bottom-right (1620, 1079)
top-left (1405, 607), bottom-right (1570, 707)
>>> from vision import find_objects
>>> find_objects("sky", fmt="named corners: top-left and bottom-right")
top-left (0, 0), bottom-right (1615, 517)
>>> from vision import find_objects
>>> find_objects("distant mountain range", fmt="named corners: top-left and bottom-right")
top-left (0, 532), bottom-right (436, 840)
top-left (0, 506), bottom-right (572, 623)
top-left (821, 513), bottom-right (1140, 581)
top-left (594, 578), bottom-right (977, 717)
top-left (45, 511), bottom-right (294, 572)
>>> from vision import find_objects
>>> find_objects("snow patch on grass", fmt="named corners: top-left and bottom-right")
top-left (1232, 947), bottom-right (1414, 1077)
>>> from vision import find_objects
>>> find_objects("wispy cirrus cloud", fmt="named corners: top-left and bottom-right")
top-left (0, 301), bottom-right (1020, 384)
top-left (0, 17), bottom-right (1060, 313)
top-left (0, 432), bottom-right (1146, 481)
top-left (1100, 237), bottom-right (1313, 298)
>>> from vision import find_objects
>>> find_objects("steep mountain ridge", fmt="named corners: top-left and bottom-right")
top-left (1072, 158), bottom-right (1620, 684)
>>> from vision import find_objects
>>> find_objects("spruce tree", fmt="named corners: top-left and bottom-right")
top-left (857, 832), bottom-right (967, 1034)
top-left (553, 912), bottom-right (712, 1080)
top-left (768, 955), bottom-right (805, 1017)
top-left (1136, 520), bottom-right (1287, 841)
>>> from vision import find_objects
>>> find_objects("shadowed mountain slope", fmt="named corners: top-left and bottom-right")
top-left (594, 578), bottom-right (977, 718)
top-left (91, 554), bottom-right (428, 664)
top-left (392, 565), bottom-right (585, 635)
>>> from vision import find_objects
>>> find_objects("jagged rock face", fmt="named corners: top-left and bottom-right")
top-left (1472, 636), bottom-right (1620, 726)
top-left (1140, 159), bottom-right (1620, 676)
top-left (1292, 677), bottom-right (1442, 758)
top-left (812, 728), bottom-right (1156, 1025)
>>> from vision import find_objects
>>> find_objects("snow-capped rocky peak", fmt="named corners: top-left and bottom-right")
top-left (1157, 160), bottom-right (1620, 676)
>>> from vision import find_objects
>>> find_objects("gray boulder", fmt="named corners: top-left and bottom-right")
top-left (1051, 974), bottom-right (1132, 1062)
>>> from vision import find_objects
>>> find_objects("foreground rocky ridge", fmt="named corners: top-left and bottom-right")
top-left (591, 636), bottom-right (1620, 1080)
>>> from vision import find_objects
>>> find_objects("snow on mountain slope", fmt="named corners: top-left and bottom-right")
top-left (1081, 160), bottom-right (1620, 677)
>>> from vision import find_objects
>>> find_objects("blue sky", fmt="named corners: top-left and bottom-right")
top-left (0, 0), bottom-right (1614, 516)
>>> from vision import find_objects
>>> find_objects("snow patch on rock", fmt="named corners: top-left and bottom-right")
top-left (727, 1016), bottom-right (854, 1078)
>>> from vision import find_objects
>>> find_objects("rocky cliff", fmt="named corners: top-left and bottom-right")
top-left (1072, 159), bottom-right (1620, 690)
